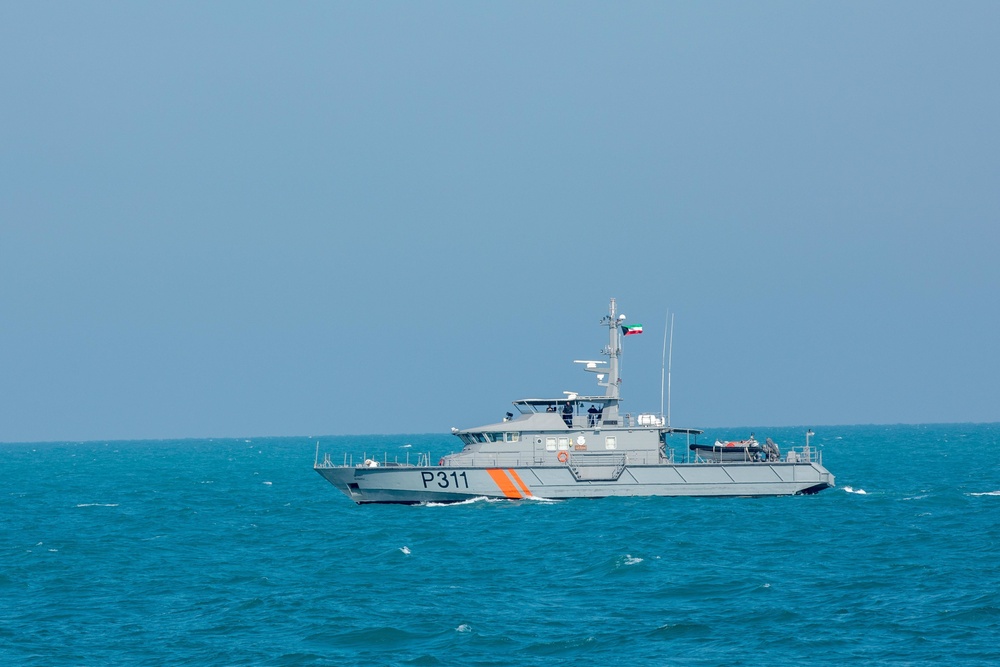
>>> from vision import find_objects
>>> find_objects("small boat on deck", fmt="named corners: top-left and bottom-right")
top-left (689, 437), bottom-right (783, 462)
top-left (690, 438), bottom-right (761, 462)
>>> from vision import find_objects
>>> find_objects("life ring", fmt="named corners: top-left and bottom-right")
top-left (557, 451), bottom-right (569, 463)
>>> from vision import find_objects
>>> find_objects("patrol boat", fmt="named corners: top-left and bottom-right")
top-left (314, 299), bottom-right (835, 503)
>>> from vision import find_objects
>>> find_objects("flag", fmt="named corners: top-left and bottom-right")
top-left (621, 324), bottom-right (643, 336)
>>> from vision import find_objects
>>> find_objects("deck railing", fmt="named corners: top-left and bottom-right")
top-left (785, 446), bottom-right (822, 464)
top-left (317, 447), bottom-right (822, 469)
top-left (438, 449), bottom-right (666, 468)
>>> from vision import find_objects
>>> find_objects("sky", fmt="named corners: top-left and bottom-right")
top-left (2, 2), bottom-right (998, 442)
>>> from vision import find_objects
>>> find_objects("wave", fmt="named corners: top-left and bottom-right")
top-left (652, 621), bottom-right (713, 638)
top-left (324, 626), bottom-right (427, 649)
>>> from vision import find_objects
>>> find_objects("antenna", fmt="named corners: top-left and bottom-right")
top-left (660, 311), bottom-right (668, 421)
top-left (659, 311), bottom-right (675, 426)
top-left (667, 312), bottom-right (674, 428)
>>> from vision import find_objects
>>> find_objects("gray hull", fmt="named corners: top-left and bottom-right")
top-left (314, 461), bottom-right (834, 504)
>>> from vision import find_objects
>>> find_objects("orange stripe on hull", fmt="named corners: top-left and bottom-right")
top-left (506, 469), bottom-right (533, 497)
top-left (487, 469), bottom-right (523, 499)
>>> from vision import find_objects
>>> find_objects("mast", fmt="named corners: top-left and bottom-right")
top-left (601, 298), bottom-right (622, 400)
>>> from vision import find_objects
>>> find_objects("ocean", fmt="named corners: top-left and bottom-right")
top-left (2, 423), bottom-right (999, 666)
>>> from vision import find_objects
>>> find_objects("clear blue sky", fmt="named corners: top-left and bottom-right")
top-left (2, 2), bottom-right (998, 442)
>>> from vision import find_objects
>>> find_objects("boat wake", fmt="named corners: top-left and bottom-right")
top-left (422, 496), bottom-right (498, 507)
top-left (843, 486), bottom-right (867, 495)
top-left (421, 494), bottom-right (563, 506)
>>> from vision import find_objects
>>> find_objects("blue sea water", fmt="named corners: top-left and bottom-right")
top-left (2, 424), bottom-right (999, 666)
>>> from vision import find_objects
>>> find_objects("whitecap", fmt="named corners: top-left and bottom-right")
top-left (401, 444), bottom-right (412, 448)
top-left (263, 481), bottom-right (272, 486)
top-left (968, 490), bottom-right (1000, 496)
top-left (400, 546), bottom-right (411, 555)
top-left (76, 503), bottom-right (119, 507)
top-left (622, 554), bottom-right (644, 566)
top-left (456, 624), bottom-right (472, 633)
top-left (843, 486), bottom-right (867, 495)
